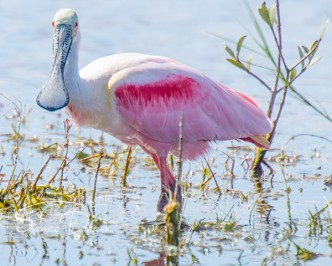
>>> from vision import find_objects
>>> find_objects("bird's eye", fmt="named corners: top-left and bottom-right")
top-left (74, 22), bottom-right (78, 28)
top-left (52, 21), bottom-right (55, 27)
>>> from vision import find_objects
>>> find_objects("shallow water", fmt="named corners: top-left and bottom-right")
top-left (0, 0), bottom-right (332, 265)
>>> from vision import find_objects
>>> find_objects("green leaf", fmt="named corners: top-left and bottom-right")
top-left (302, 45), bottom-right (309, 54)
top-left (297, 46), bottom-right (304, 65)
top-left (297, 46), bottom-right (305, 69)
top-left (246, 53), bottom-right (253, 71)
top-left (226, 59), bottom-right (248, 71)
top-left (307, 56), bottom-right (321, 69)
top-left (225, 45), bottom-right (235, 58)
top-left (310, 40), bottom-right (319, 51)
top-left (320, 18), bottom-right (330, 39)
top-left (258, 3), bottom-right (271, 26)
top-left (236, 35), bottom-right (247, 58)
top-left (243, 1), bottom-right (277, 66)
top-left (290, 68), bottom-right (297, 81)
top-left (76, 151), bottom-right (90, 160)
top-left (269, 4), bottom-right (277, 25)
top-left (309, 40), bottom-right (319, 59)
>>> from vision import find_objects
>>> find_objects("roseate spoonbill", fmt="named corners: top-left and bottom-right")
top-left (37, 8), bottom-right (272, 212)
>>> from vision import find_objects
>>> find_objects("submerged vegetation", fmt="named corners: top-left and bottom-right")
top-left (1, 93), bottom-right (331, 264)
top-left (0, 1), bottom-right (331, 265)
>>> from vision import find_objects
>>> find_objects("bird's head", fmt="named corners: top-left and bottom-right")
top-left (37, 8), bottom-right (80, 112)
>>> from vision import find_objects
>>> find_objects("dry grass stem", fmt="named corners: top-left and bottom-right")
top-left (92, 148), bottom-right (105, 210)
top-left (121, 146), bottom-right (132, 187)
top-left (31, 155), bottom-right (53, 191)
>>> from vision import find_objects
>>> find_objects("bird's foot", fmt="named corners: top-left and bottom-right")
top-left (157, 184), bottom-right (182, 213)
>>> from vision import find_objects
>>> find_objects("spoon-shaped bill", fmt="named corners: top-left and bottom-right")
top-left (37, 24), bottom-right (72, 111)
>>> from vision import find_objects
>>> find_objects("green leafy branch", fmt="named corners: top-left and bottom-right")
top-left (223, 0), bottom-right (330, 176)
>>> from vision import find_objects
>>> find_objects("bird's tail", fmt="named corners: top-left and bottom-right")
top-left (241, 135), bottom-right (270, 150)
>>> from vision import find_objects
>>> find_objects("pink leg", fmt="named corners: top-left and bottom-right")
top-left (151, 154), bottom-right (182, 212)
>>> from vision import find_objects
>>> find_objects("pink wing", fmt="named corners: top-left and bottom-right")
top-left (113, 59), bottom-right (271, 146)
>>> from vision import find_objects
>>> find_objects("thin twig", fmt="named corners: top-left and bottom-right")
top-left (261, 160), bottom-right (275, 186)
top-left (31, 155), bottom-right (53, 191)
top-left (49, 120), bottom-right (72, 188)
top-left (48, 164), bottom-right (61, 185)
top-left (92, 149), bottom-right (104, 214)
top-left (222, 152), bottom-right (235, 189)
top-left (272, 0), bottom-right (288, 72)
top-left (203, 157), bottom-right (221, 195)
top-left (280, 165), bottom-right (297, 232)
top-left (8, 111), bottom-right (24, 187)
top-left (245, 69), bottom-right (272, 92)
top-left (59, 119), bottom-right (72, 189)
top-left (175, 113), bottom-right (183, 201)
top-left (267, 0), bottom-right (283, 118)
top-left (121, 147), bottom-right (132, 187)
top-left (281, 134), bottom-right (332, 153)
top-left (271, 73), bottom-right (289, 137)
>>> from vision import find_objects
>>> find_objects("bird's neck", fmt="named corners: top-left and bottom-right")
top-left (62, 34), bottom-right (114, 130)
top-left (63, 35), bottom-right (88, 125)
top-left (64, 39), bottom-right (81, 91)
